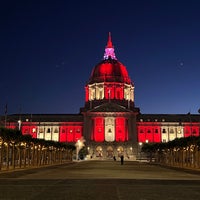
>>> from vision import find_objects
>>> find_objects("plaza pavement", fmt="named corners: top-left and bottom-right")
top-left (0, 160), bottom-right (200, 200)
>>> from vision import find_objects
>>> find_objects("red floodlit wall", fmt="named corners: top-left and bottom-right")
top-left (115, 117), bottom-right (125, 141)
top-left (153, 126), bottom-right (161, 143)
top-left (115, 87), bottom-right (123, 100)
top-left (85, 86), bottom-right (89, 102)
top-left (104, 83), bottom-right (124, 100)
top-left (184, 126), bottom-right (191, 137)
top-left (138, 126), bottom-right (146, 143)
top-left (184, 125), bottom-right (199, 137)
top-left (125, 119), bottom-right (129, 140)
top-left (104, 86), bottom-right (108, 99)
top-left (21, 125), bottom-right (28, 134)
top-left (59, 124), bottom-right (83, 142)
top-left (21, 124), bottom-right (37, 138)
top-left (111, 86), bottom-right (115, 99)
top-left (5, 122), bottom-right (84, 143)
top-left (137, 124), bottom-right (161, 143)
top-left (59, 126), bottom-right (67, 142)
top-left (86, 82), bottom-right (128, 102)
top-left (144, 126), bottom-right (154, 143)
top-left (192, 126), bottom-right (199, 137)
top-left (105, 86), bottom-right (114, 99)
top-left (93, 117), bottom-right (104, 142)
top-left (74, 126), bottom-right (83, 142)
top-left (6, 122), bottom-right (17, 130)
top-left (66, 127), bottom-right (75, 142)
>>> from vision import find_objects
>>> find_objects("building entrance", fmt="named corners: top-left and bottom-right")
top-left (117, 146), bottom-right (124, 158)
top-left (96, 146), bottom-right (103, 157)
top-left (106, 146), bottom-right (114, 158)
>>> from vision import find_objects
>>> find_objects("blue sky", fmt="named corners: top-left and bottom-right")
top-left (1, 0), bottom-right (200, 115)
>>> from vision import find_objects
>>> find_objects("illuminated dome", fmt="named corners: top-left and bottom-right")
top-left (84, 33), bottom-right (135, 110)
top-left (88, 33), bottom-right (132, 84)
top-left (88, 58), bottom-right (131, 84)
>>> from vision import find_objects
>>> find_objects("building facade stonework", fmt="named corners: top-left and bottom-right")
top-left (2, 33), bottom-right (200, 160)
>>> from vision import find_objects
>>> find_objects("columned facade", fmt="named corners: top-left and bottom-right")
top-left (2, 33), bottom-right (200, 161)
top-left (81, 32), bottom-right (139, 159)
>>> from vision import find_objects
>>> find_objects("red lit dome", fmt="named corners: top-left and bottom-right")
top-left (84, 33), bottom-right (135, 110)
top-left (88, 33), bottom-right (132, 84)
top-left (88, 57), bottom-right (131, 84)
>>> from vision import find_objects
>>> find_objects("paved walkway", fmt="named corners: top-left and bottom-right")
top-left (0, 160), bottom-right (200, 200)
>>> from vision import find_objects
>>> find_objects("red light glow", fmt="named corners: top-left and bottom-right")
top-left (184, 125), bottom-right (199, 137)
top-left (115, 117), bottom-right (126, 142)
top-left (93, 117), bottom-right (105, 142)
top-left (137, 125), bottom-right (161, 143)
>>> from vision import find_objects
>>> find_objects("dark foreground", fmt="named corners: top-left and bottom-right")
top-left (0, 160), bottom-right (200, 200)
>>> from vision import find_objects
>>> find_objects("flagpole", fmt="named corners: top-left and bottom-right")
top-left (4, 103), bottom-right (7, 128)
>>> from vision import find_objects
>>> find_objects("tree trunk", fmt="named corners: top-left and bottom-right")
top-left (23, 144), bottom-right (27, 168)
top-left (6, 143), bottom-right (10, 170)
top-left (12, 143), bottom-right (15, 169)
top-left (0, 142), bottom-right (4, 170)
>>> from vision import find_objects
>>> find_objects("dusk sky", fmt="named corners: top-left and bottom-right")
top-left (1, 0), bottom-right (200, 115)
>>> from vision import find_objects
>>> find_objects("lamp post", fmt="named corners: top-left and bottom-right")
top-left (75, 137), bottom-right (85, 161)
top-left (76, 140), bottom-right (80, 160)
top-left (138, 142), bottom-right (142, 161)
top-left (18, 120), bottom-right (21, 131)
top-left (87, 146), bottom-right (91, 159)
top-left (130, 147), bottom-right (133, 160)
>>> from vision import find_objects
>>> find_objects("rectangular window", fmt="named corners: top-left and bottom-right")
top-left (169, 129), bottom-right (174, 134)
top-left (162, 129), bottom-right (166, 133)
top-left (192, 129), bottom-right (196, 134)
top-left (39, 128), bottom-right (43, 133)
top-left (54, 128), bottom-right (58, 133)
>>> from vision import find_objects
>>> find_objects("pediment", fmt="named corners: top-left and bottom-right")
top-left (90, 102), bottom-right (131, 112)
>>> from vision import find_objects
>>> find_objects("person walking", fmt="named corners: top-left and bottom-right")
top-left (113, 155), bottom-right (116, 161)
top-left (120, 155), bottom-right (124, 165)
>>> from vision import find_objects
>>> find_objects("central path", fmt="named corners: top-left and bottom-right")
top-left (0, 160), bottom-right (200, 199)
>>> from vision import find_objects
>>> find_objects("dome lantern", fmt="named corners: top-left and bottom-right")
top-left (103, 32), bottom-right (117, 60)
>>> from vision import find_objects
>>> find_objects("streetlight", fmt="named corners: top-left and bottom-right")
top-left (76, 140), bottom-right (80, 160)
top-left (138, 142), bottom-right (142, 161)
top-left (18, 120), bottom-right (21, 130)
top-left (75, 137), bottom-right (85, 161)
top-left (130, 147), bottom-right (133, 159)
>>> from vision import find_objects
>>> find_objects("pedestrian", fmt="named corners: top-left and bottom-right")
top-left (113, 155), bottom-right (116, 161)
top-left (120, 155), bottom-right (124, 165)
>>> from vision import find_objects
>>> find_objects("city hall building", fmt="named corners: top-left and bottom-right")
top-left (2, 33), bottom-right (200, 159)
